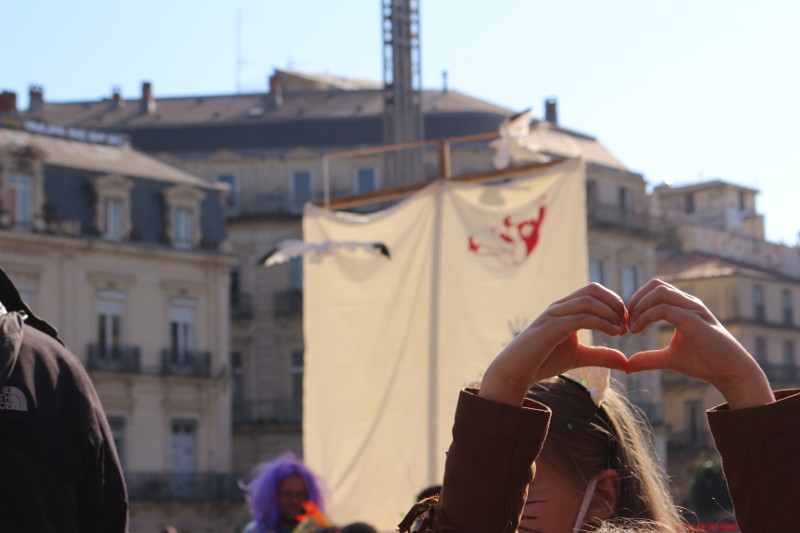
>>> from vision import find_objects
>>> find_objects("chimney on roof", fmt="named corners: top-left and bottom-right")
top-left (28, 85), bottom-right (44, 111)
top-left (0, 91), bottom-right (18, 114)
top-left (140, 81), bottom-right (156, 114)
top-left (112, 85), bottom-right (125, 108)
top-left (545, 97), bottom-right (558, 124)
top-left (268, 73), bottom-right (283, 109)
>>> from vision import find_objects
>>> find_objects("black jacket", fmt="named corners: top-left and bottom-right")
top-left (0, 268), bottom-right (128, 532)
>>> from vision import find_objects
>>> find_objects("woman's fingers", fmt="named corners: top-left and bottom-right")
top-left (550, 312), bottom-right (626, 337)
top-left (524, 309), bottom-right (625, 353)
top-left (628, 281), bottom-right (710, 333)
top-left (630, 302), bottom-right (711, 337)
top-left (626, 278), bottom-right (666, 314)
top-left (626, 348), bottom-right (672, 374)
top-left (554, 282), bottom-right (627, 320)
top-left (482, 283), bottom-right (631, 405)
top-left (574, 344), bottom-right (628, 373)
top-left (548, 286), bottom-right (627, 331)
top-left (505, 311), bottom-right (625, 368)
top-left (530, 338), bottom-right (628, 383)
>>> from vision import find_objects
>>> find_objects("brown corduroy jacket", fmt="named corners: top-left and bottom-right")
top-left (399, 388), bottom-right (799, 533)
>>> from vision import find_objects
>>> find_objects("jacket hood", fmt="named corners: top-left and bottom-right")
top-left (0, 267), bottom-right (62, 345)
top-left (0, 311), bottom-right (24, 389)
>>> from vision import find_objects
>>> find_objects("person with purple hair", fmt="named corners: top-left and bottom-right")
top-left (241, 453), bottom-right (325, 533)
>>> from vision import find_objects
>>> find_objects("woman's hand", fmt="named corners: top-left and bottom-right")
top-left (626, 279), bottom-right (774, 409)
top-left (479, 283), bottom-right (629, 406)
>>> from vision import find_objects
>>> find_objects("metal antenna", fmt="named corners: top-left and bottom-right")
top-left (236, 10), bottom-right (243, 93)
top-left (382, 0), bottom-right (424, 188)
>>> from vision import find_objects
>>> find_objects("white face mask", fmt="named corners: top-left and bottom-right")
top-left (572, 475), bottom-right (599, 532)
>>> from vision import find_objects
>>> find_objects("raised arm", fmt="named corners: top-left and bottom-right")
top-left (416, 283), bottom-right (628, 533)
top-left (481, 282), bottom-right (629, 406)
top-left (626, 278), bottom-right (773, 409)
top-left (625, 279), bottom-right (796, 532)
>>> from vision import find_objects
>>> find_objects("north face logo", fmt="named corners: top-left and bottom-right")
top-left (0, 386), bottom-right (28, 412)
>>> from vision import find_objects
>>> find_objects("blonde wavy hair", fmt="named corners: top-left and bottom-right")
top-left (528, 377), bottom-right (684, 533)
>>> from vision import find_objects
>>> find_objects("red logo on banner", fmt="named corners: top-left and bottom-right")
top-left (467, 205), bottom-right (547, 266)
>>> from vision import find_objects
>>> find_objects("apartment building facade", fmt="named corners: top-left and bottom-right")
top-left (18, 70), bottom-right (664, 474)
top-left (0, 122), bottom-right (242, 532)
top-left (653, 180), bottom-right (800, 499)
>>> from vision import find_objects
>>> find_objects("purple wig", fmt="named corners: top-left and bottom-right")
top-left (244, 452), bottom-right (324, 532)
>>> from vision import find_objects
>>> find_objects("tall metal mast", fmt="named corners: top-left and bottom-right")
top-left (382, 0), bottom-right (424, 188)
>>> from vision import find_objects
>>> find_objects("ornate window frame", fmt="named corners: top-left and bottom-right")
top-left (163, 185), bottom-right (204, 249)
top-left (0, 145), bottom-right (45, 231)
top-left (92, 174), bottom-right (134, 241)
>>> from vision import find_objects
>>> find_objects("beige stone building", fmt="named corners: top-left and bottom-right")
top-left (19, 70), bottom-right (666, 476)
top-left (187, 90), bottom-right (665, 469)
top-left (652, 180), bottom-right (800, 499)
top-left (584, 161), bottom-right (665, 457)
top-left (0, 122), bottom-right (241, 532)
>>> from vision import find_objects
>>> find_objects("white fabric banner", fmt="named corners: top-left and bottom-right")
top-left (303, 158), bottom-right (588, 530)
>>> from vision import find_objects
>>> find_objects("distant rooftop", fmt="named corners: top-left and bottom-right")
top-left (654, 179), bottom-right (759, 196)
top-left (0, 125), bottom-right (213, 187)
top-left (22, 69), bottom-right (513, 129)
top-left (15, 69), bottom-right (628, 170)
top-left (658, 251), bottom-right (800, 282)
top-left (274, 69), bottom-right (383, 90)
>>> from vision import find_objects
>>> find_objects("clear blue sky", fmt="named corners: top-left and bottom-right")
top-left (3, 0), bottom-right (798, 245)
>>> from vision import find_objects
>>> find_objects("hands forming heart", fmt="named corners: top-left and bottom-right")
top-left (479, 279), bottom-right (775, 410)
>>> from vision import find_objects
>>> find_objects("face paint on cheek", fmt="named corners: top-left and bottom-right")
top-left (521, 499), bottom-right (547, 521)
top-left (525, 458), bottom-right (588, 533)
top-left (518, 499), bottom-right (548, 533)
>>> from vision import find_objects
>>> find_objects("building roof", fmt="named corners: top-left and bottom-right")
top-left (528, 122), bottom-right (625, 169)
top-left (274, 69), bottom-right (383, 90)
top-left (0, 126), bottom-right (213, 187)
top-left (657, 251), bottom-right (798, 282)
top-left (653, 179), bottom-right (759, 197)
top-left (18, 70), bottom-right (628, 170)
top-left (23, 88), bottom-right (513, 130)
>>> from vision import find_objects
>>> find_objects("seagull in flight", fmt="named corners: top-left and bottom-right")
top-left (258, 239), bottom-right (391, 266)
top-left (490, 109), bottom-right (552, 169)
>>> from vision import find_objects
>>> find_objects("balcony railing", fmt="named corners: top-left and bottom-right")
top-left (760, 363), bottom-right (799, 384)
top-left (231, 292), bottom-right (253, 320)
top-left (233, 398), bottom-right (302, 425)
top-left (721, 315), bottom-right (800, 331)
top-left (161, 350), bottom-right (212, 377)
top-left (274, 289), bottom-right (303, 319)
top-left (125, 472), bottom-right (243, 501)
top-left (236, 192), bottom-right (294, 216)
top-left (234, 189), bottom-right (354, 218)
top-left (630, 399), bottom-right (663, 426)
top-left (667, 430), bottom-right (715, 451)
top-left (586, 202), bottom-right (660, 236)
top-left (665, 363), bottom-right (800, 389)
top-left (87, 344), bottom-right (141, 373)
top-left (662, 370), bottom-right (708, 388)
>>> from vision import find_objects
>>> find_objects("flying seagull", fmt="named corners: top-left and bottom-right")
top-left (258, 239), bottom-right (391, 266)
top-left (490, 109), bottom-right (552, 169)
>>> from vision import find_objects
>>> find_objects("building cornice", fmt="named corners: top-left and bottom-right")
top-left (0, 229), bottom-right (236, 267)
